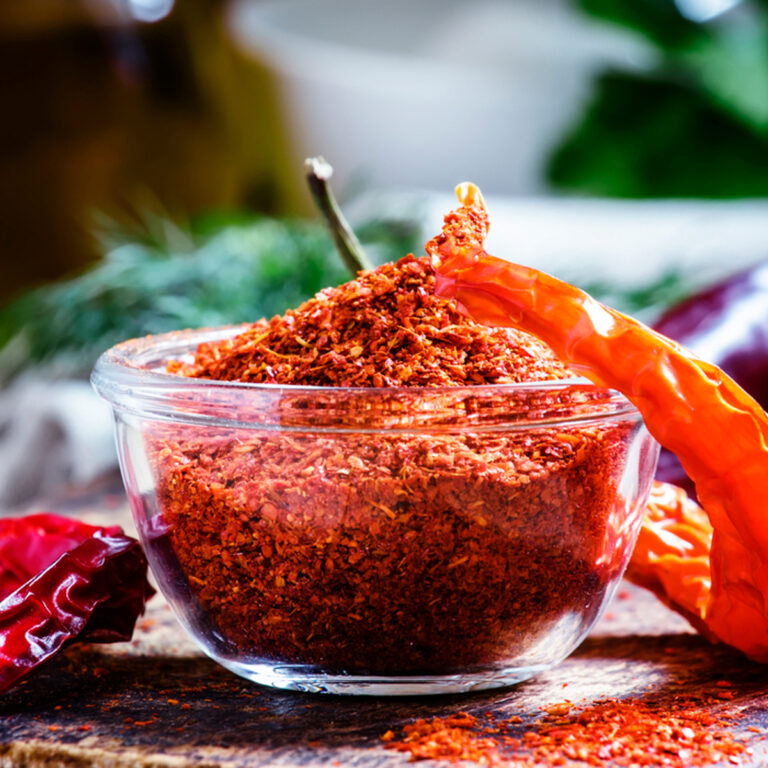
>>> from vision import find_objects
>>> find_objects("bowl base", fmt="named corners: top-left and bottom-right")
top-left (217, 658), bottom-right (552, 695)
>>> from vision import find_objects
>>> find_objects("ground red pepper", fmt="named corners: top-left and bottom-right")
top-left (150, 255), bottom-right (638, 675)
top-left (384, 696), bottom-right (748, 767)
top-left (167, 256), bottom-right (570, 386)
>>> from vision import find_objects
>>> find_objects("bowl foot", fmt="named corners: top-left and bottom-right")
top-left (216, 659), bottom-right (552, 695)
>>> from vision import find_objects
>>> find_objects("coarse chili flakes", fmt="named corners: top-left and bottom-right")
top-left (389, 713), bottom-right (501, 764)
top-left (168, 255), bottom-right (571, 387)
top-left (384, 696), bottom-right (747, 767)
top-left (138, 253), bottom-right (649, 682)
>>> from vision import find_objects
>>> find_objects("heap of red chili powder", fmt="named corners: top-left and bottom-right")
top-left (167, 255), bottom-right (570, 386)
top-left (150, 255), bottom-right (637, 674)
top-left (383, 695), bottom-right (748, 767)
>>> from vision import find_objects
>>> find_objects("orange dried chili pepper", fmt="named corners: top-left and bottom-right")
top-left (427, 183), bottom-right (768, 662)
top-left (625, 481), bottom-right (712, 636)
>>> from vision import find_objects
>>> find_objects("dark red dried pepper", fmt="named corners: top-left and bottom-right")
top-left (0, 513), bottom-right (154, 694)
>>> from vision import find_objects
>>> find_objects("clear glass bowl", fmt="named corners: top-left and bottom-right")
top-left (92, 326), bottom-right (659, 695)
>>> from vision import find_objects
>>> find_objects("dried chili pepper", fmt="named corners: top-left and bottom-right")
top-left (654, 260), bottom-right (768, 496)
top-left (624, 481), bottom-right (713, 636)
top-left (0, 514), bottom-right (118, 597)
top-left (428, 183), bottom-right (768, 662)
top-left (0, 513), bottom-right (154, 695)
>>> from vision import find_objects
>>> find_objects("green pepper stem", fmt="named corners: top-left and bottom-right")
top-left (304, 157), bottom-right (372, 275)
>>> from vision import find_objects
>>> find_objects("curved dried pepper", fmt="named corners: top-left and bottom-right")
top-left (625, 481), bottom-right (712, 637)
top-left (0, 513), bottom-right (154, 694)
top-left (0, 514), bottom-right (121, 598)
top-left (427, 183), bottom-right (768, 662)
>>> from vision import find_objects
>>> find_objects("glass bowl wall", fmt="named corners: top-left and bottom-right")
top-left (92, 326), bottom-right (659, 695)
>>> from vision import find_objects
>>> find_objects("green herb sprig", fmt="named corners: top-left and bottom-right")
top-left (0, 211), bottom-right (421, 381)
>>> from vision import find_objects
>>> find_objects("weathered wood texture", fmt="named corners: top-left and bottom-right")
top-left (2, 477), bottom-right (767, 767)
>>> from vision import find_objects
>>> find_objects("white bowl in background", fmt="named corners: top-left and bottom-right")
top-left (227, 0), bottom-right (650, 196)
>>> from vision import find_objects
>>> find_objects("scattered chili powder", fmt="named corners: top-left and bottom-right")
top-left (132, 719), bottom-right (157, 727)
top-left (389, 713), bottom-right (501, 764)
top-left (146, 255), bottom-right (640, 675)
top-left (385, 696), bottom-right (748, 767)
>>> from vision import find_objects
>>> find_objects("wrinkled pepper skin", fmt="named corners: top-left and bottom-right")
top-left (625, 481), bottom-right (712, 637)
top-left (655, 261), bottom-right (768, 413)
top-left (428, 183), bottom-right (768, 662)
top-left (0, 514), bottom-right (154, 694)
top-left (0, 514), bottom-right (122, 598)
top-left (654, 262), bottom-right (768, 495)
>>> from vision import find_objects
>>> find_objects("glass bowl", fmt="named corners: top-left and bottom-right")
top-left (92, 326), bottom-right (659, 695)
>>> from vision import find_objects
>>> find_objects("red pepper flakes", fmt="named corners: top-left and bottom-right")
top-left (388, 713), bottom-right (502, 764)
top-left (385, 697), bottom-right (747, 767)
top-left (716, 690), bottom-right (736, 700)
top-left (169, 256), bottom-right (571, 387)
top-left (154, 256), bottom-right (635, 674)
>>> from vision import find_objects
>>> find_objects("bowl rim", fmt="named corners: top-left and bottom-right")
top-left (90, 325), bottom-right (641, 429)
top-left (89, 324), bottom-right (634, 393)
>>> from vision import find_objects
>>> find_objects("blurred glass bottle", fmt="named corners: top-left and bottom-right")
top-left (0, 0), bottom-right (288, 303)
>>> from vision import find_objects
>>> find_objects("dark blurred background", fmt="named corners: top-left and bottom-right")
top-left (4, 0), bottom-right (768, 302)
top-left (0, 0), bottom-right (294, 304)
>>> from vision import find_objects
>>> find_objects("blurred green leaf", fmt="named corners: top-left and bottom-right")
top-left (549, 70), bottom-right (768, 197)
top-left (556, 0), bottom-right (768, 197)
top-left (576, 0), bottom-right (705, 48)
top-left (680, 21), bottom-right (768, 130)
top-left (0, 211), bottom-right (422, 380)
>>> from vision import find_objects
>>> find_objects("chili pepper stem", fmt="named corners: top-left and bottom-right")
top-left (304, 156), bottom-right (372, 275)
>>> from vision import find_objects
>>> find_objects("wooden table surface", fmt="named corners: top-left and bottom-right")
top-left (2, 474), bottom-right (768, 767)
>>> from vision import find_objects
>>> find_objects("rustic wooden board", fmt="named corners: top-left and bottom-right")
top-left (2, 476), bottom-right (768, 767)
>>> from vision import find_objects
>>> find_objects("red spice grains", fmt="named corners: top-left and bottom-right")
top-left (146, 256), bottom-right (641, 675)
top-left (385, 696), bottom-right (748, 767)
top-left (382, 713), bottom-right (501, 763)
top-left (167, 256), bottom-right (571, 386)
